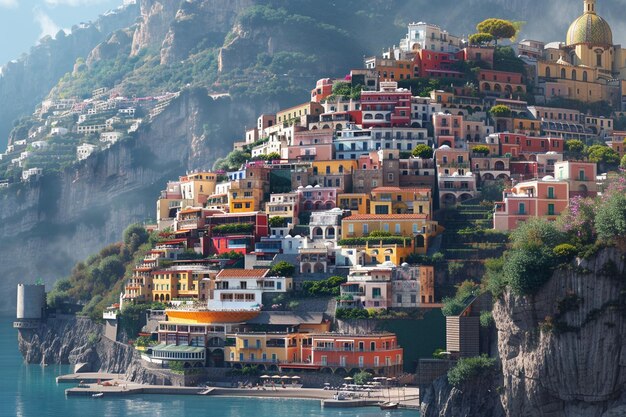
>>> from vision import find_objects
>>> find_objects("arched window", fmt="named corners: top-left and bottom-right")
top-left (571, 70), bottom-right (576, 80)
top-left (582, 71), bottom-right (588, 82)
top-left (545, 67), bottom-right (551, 78)
top-left (596, 52), bottom-right (602, 67)
top-left (561, 68), bottom-right (566, 78)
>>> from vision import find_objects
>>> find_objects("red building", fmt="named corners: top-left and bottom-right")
top-left (413, 49), bottom-right (466, 79)
top-left (497, 133), bottom-right (564, 156)
top-left (206, 212), bottom-right (269, 255)
top-left (360, 82), bottom-right (411, 128)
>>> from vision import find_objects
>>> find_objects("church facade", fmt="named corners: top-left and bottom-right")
top-left (537, 0), bottom-right (626, 108)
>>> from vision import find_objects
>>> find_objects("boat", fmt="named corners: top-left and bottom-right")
top-left (379, 401), bottom-right (399, 410)
top-left (92, 393), bottom-right (104, 398)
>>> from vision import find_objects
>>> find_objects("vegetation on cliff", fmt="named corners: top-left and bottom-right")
top-left (46, 224), bottom-right (159, 320)
top-left (482, 172), bottom-right (626, 298)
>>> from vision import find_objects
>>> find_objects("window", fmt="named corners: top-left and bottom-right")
top-left (519, 202), bottom-right (526, 215)
top-left (548, 187), bottom-right (555, 199)
top-left (383, 223), bottom-right (389, 232)
top-left (548, 203), bottom-right (555, 215)
top-left (363, 224), bottom-right (369, 234)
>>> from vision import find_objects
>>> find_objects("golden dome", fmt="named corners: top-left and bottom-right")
top-left (566, 1), bottom-right (613, 47)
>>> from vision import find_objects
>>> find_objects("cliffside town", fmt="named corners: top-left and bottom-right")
top-left (9, 1), bottom-right (626, 416)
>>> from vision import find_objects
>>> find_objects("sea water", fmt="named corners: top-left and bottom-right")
top-left (1, 317), bottom-right (418, 417)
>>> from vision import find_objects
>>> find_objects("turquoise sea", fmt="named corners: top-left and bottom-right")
top-left (2, 317), bottom-right (418, 417)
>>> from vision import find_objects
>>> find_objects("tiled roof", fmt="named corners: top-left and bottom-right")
top-left (371, 187), bottom-right (431, 194)
top-left (216, 268), bottom-right (269, 279)
top-left (345, 214), bottom-right (428, 220)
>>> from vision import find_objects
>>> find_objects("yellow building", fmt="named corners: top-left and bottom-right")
top-left (225, 333), bottom-right (300, 366)
top-left (511, 118), bottom-right (541, 135)
top-left (538, 0), bottom-right (626, 105)
top-left (312, 160), bottom-right (358, 175)
top-left (180, 172), bottom-right (218, 206)
top-left (152, 269), bottom-right (210, 303)
top-left (337, 193), bottom-right (370, 214)
top-left (370, 187), bottom-right (432, 218)
top-left (341, 213), bottom-right (441, 255)
top-left (276, 102), bottom-right (324, 126)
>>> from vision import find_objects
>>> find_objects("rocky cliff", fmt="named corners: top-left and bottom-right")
top-left (494, 247), bottom-right (626, 417)
top-left (421, 247), bottom-right (626, 417)
top-left (17, 315), bottom-right (207, 385)
top-left (0, 3), bottom-right (139, 150)
top-left (17, 315), bottom-right (134, 373)
top-left (420, 367), bottom-right (505, 417)
top-left (0, 89), bottom-right (273, 313)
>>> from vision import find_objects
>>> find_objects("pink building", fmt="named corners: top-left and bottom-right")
top-left (554, 161), bottom-right (597, 197)
top-left (493, 177), bottom-right (569, 231)
top-left (433, 113), bottom-right (465, 146)
top-left (285, 129), bottom-right (334, 161)
top-left (296, 185), bottom-right (338, 211)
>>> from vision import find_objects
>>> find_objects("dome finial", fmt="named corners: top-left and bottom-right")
top-left (584, 0), bottom-right (596, 14)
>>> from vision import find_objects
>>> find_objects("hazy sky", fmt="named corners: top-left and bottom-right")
top-left (0, 0), bottom-right (123, 64)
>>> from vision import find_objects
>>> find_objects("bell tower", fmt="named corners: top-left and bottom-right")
top-left (584, 0), bottom-right (596, 14)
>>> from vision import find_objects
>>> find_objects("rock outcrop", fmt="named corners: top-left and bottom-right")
top-left (494, 247), bottom-right (626, 417)
top-left (421, 247), bottom-right (626, 417)
top-left (420, 367), bottom-right (505, 417)
top-left (17, 315), bottom-right (134, 373)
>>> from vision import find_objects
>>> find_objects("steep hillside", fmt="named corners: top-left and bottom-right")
top-left (0, 89), bottom-right (269, 313)
top-left (0, 2), bottom-right (140, 150)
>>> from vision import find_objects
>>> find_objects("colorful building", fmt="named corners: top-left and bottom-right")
top-left (493, 177), bottom-right (569, 231)
top-left (554, 160), bottom-right (598, 197)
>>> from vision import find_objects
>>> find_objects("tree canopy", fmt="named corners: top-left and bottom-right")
top-left (490, 104), bottom-right (511, 118)
top-left (412, 144), bottom-right (434, 159)
top-left (468, 33), bottom-right (494, 46)
top-left (476, 19), bottom-right (517, 43)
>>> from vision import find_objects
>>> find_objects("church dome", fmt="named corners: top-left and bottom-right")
top-left (566, 3), bottom-right (613, 47)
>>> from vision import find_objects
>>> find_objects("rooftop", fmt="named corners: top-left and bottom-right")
top-left (216, 268), bottom-right (269, 279)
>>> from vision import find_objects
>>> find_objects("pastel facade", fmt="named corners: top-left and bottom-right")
top-left (494, 178), bottom-right (569, 231)
top-left (555, 160), bottom-right (598, 197)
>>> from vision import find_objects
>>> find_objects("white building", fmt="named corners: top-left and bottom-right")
top-left (100, 131), bottom-right (124, 145)
top-left (399, 22), bottom-right (463, 55)
top-left (209, 269), bottom-right (292, 311)
top-left (77, 143), bottom-right (97, 161)
top-left (50, 127), bottom-right (69, 136)
top-left (334, 124), bottom-right (428, 159)
top-left (22, 168), bottom-right (43, 181)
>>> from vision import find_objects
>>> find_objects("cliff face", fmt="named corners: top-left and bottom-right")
top-left (17, 316), bottom-right (134, 373)
top-left (421, 247), bottom-right (626, 417)
top-left (420, 367), bottom-right (505, 417)
top-left (494, 247), bottom-right (626, 417)
top-left (0, 90), bottom-right (272, 313)
top-left (0, 3), bottom-right (139, 150)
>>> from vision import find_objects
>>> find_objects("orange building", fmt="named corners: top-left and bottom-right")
top-left (281, 333), bottom-right (404, 376)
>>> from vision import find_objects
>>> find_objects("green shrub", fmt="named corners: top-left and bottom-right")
top-left (302, 276), bottom-right (346, 296)
top-left (503, 246), bottom-right (555, 295)
top-left (270, 261), bottom-right (295, 277)
top-left (447, 355), bottom-right (497, 387)
top-left (441, 280), bottom-right (480, 316)
top-left (553, 243), bottom-right (577, 263)
top-left (212, 223), bottom-right (254, 234)
top-left (480, 311), bottom-right (494, 327)
top-left (353, 371), bottom-right (372, 385)
top-left (595, 190), bottom-right (626, 242)
top-left (335, 307), bottom-right (370, 319)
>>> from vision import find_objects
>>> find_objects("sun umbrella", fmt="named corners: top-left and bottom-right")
top-left (272, 375), bottom-right (281, 379)
top-left (260, 375), bottom-right (270, 379)
top-left (281, 375), bottom-right (291, 379)
top-left (344, 376), bottom-right (353, 381)
top-left (291, 376), bottom-right (301, 379)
